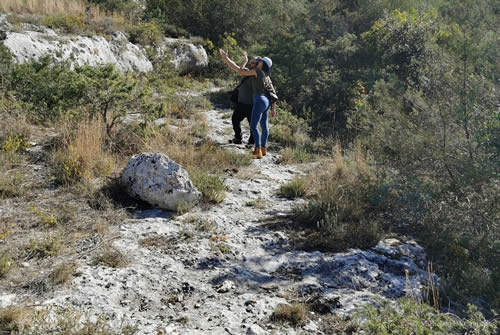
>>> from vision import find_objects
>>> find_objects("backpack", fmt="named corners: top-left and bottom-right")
top-left (264, 76), bottom-right (278, 104)
top-left (229, 77), bottom-right (251, 105)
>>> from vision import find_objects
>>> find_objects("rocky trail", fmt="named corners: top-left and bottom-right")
top-left (6, 97), bottom-right (433, 335)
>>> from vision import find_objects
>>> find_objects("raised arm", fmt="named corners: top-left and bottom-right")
top-left (219, 49), bottom-right (256, 77)
top-left (239, 51), bottom-right (248, 70)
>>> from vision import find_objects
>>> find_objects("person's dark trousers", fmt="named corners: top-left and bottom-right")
top-left (231, 102), bottom-right (254, 144)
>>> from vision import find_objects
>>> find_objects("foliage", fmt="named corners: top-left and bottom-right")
top-left (270, 303), bottom-right (308, 327)
top-left (128, 21), bottom-right (163, 47)
top-left (278, 177), bottom-right (307, 200)
top-left (1, 135), bottom-right (29, 154)
top-left (295, 144), bottom-right (387, 252)
top-left (191, 172), bottom-right (226, 204)
top-left (0, 305), bottom-right (138, 335)
top-left (269, 102), bottom-right (311, 147)
top-left (43, 13), bottom-right (86, 33)
top-left (27, 233), bottom-right (62, 259)
top-left (359, 298), bottom-right (498, 335)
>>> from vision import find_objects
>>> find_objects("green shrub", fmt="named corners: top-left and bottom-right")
top-left (129, 21), bottom-right (163, 47)
top-left (270, 103), bottom-right (311, 147)
top-left (279, 146), bottom-right (316, 164)
top-left (359, 298), bottom-right (497, 335)
top-left (295, 144), bottom-right (386, 252)
top-left (43, 14), bottom-right (85, 33)
top-left (27, 233), bottom-right (62, 259)
top-left (271, 303), bottom-right (308, 326)
top-left (191, 171), bottom-right (226, 204)
top-left (278, 177), bottom-right (307, 199)
top-left (1, 135), bottom-right (29, 154)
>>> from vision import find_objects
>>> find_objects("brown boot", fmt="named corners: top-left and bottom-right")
top-left (261, 147), bottom-right (267, 156)
top-left (252, 147), bottom-right (263, 159)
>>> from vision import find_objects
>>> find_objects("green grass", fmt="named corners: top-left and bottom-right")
top-left (359, 298), bottom-right (498, 335)
top-left (278, 177), bottom-right (307, 199)
top-left (191, 171), bottom-right (226, 204)
top-left (279, 146), bottom-right (316, 164)
top-left (270, 303), bottom-right (308, 327)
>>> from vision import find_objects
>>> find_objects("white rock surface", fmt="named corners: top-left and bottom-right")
top-left (0, 89), bottom-right (438, 334)
top-left (0, 17), bottom-right (208, 73)
top-left (3, 29), bottom-right (153, 72)
top-left (159, 38), bottom-right (209, 71)
top-left (120, 152), bottom-right (201, 211)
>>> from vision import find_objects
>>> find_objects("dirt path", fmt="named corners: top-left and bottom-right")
top-left (38, 104), bottom-right (431, 335)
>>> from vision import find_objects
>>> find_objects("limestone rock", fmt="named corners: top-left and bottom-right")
top-left (247, 324), bottom-right (267, 335)
top-left (0, 18), bottom-right (209, 73)
top-left (159, 38), bottom-right (209, 72)
top-left (3, 29), bottom-right (153, 72)
top-left (120, 153), bottom-right (201, 211)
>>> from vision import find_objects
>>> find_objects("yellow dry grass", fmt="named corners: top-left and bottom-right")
top-left (0, 0), bottom-right (92, 16)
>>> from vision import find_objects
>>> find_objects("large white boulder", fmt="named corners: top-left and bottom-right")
top-left (159, 38), bottom-right (209, 72)
top-left (2, 29), bottom-right (153, 72)
top-left (120, 153), bottom-right (201, 211)
top-left (0, 15), bottom-right (209, 73)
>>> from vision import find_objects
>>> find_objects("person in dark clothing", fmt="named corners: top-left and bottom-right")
top-left (229, 57), bottom-right (258, 145)
top-left (220, 49), bottom-right (276, 159)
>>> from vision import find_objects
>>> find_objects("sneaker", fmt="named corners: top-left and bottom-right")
top-left (229, 138), bottom-right (242, 144)
top-left (252, 147), bottom-right (263, 159)
top-left (261, 147), bottom-right (267, 156)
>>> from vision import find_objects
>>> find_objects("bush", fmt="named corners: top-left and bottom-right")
top-left (50, 119), bottom-right (115, 185)
top-left (191, 171), bottom-right (226, 204)
top-left (294, 144), bottom-right (387, 252)
top-left (26, 233), bottom-right (62, 259)
top-left (269, 103), bottom-right (311, 147)
top-left (278, 177), bottom-right (307, 199)
top-left (271, 303), bottom-right (308, 327)
top-left (129, 21), bottom-right (164, 47)
top-left (279, 146), bottom-right (316, 164)
top-left (359, 298), bottom-right (498, 335)
top-left (43, 14), bottom-right (85, 33)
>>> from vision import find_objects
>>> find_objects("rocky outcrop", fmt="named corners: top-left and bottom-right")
top-left (3, 30), bottom-right (153, 72)
top-left (0, 14), bottom-right (208, 72)
top-left (120, 153), bottom-right (201, 211)
top-left (159, 38), bottom-right (209, 71)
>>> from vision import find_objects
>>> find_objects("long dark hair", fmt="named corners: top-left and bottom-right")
top-left (261, 62), bottom-right (270, 74)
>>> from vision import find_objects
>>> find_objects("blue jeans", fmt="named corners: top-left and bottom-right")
top-left (250, 95), bottom-right (270, 147)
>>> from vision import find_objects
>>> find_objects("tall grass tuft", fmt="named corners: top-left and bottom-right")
top-left (0, 0), bottom-right (88, 16)
top-left (51, 118), bottom-right (115, 185)
top-left (295, 143), bottom-right (387, 251)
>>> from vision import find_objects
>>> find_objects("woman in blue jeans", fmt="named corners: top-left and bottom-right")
top-left (219, 49), bottom-right (276, 159)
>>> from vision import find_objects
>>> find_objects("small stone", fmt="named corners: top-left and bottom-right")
top-left (216, 280), bottom-right (235, 293)
top-left (21, 262), bottom-right (30, 268)
top-left (194, 303), bottom-right (201, 309)
top-left (246, 324), bottom-right (267, 335)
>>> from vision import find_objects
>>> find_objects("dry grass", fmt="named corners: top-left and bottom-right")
top-left (270, 303), bottom-right (308, 326)
top-left (0, 305), bottom-right (138, 334)
top-left (144, 125), bottom-right (251, 174)
top-left (51, 118), bottom-right (116, 185)
top-left (0, 0), bottom-right (90, 16)
top-left (93, 247), bottom-right (128, 268)
top-left (50, 262), bottom-right (77, 285)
